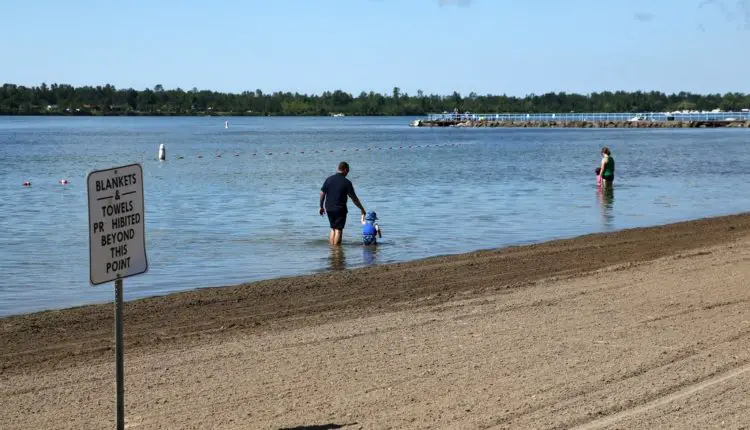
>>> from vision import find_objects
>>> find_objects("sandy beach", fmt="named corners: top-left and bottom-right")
top-left (2, 213), bottom-right (750, 429)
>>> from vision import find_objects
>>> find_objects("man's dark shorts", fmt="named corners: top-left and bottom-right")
top-left (326, 209), bottom-right (347, 230)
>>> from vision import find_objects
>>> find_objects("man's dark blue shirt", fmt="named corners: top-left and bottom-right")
top-left (321, 173), bottom-right (358, 212)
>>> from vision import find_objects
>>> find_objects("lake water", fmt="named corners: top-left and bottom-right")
top-left (1, 116), bottom-right (749, 316)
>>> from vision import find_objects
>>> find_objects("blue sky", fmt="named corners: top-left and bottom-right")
top-left (1, 0), bottom-right (748, 96)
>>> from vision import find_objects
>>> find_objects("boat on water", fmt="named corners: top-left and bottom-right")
top-left (331, 113), bottom-right (345, 117)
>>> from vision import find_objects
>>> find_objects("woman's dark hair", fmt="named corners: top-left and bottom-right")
top-left (601, 147), bottom-right (611, 155)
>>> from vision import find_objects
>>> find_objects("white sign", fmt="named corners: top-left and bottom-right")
top-left (87, 163), bottom-right (148, 285)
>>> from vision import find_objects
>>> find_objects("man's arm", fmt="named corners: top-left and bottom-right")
top-left (351, 196), bottom-right (365, 215)
top-left (348, 184), bottom-right (365, 215)
top-left (319, 178), bottom-right (328, 216)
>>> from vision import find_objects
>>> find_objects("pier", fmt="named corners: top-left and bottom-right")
top-left (411, 111), bottom-right (750, 128)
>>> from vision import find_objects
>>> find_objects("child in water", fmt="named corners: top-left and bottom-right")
top-left (361, 211), bottom-right (382, 246)
top-left (595, 167), bottom-right (602, 187)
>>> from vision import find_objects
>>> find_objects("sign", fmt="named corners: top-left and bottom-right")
top-left (87, 163), bottom-right (148, 285)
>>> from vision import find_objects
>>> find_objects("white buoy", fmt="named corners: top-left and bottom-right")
top-left (158, 144), bottom-right (166, 161)
top-left (224, 120), bottom-right (229, 129)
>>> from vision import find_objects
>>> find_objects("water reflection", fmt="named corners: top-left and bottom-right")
top-left (328, 246), bottom-right (347, 271)
top-left (598, 185), bottom-right (615, 230)
top-left (363, 245), bottom-right (379, 265)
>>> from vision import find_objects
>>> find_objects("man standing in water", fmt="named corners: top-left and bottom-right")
top-left (320, 161), bottom-right (366, 246)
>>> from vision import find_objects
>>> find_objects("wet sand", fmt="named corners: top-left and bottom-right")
top-left (2, 213), bottom-right (750, 429)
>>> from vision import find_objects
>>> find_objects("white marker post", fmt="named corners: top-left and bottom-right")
top-left (87, 163), bottom-right (148, 430)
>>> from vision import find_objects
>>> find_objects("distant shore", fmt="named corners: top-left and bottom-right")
top-left (411, 119), bottom-right (750, 128)
top-left (0, 111), bottom-right (363, 117)
top-left (4, 84), bottom-right (750, 118)
top-left (2, 113), bottom-right (750, 128)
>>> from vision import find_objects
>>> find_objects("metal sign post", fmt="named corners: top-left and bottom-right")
top-left (115, 276), bottom-right (124, 430)
top-left (87, 163), bottom-right (148, 430)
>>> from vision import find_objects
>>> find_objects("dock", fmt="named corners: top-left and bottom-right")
top-left (410, 112), bottom-right (750, 128)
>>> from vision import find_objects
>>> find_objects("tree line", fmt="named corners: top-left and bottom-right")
top-left (1, 83), bottom-right (749, 116)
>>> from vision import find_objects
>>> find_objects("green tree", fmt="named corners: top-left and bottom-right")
top-left (1, 82), bottom-right (749, 116)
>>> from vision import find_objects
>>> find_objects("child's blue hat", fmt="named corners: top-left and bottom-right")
top-left (365, 211), bottom-right (378, 221)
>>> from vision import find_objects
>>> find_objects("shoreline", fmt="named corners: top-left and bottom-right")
top-left (3, 212), bottom-right (750, 428)
top-left (2, 211), bottom-right (748, 342)
top-left (0, 211), bottom-right (745, 320)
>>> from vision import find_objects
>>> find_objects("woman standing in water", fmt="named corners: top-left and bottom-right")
top-left (598, 147), bottom-right (615, 187)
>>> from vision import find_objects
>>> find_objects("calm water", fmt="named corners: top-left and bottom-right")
top-left (1, 116), bottom-right (749, 316)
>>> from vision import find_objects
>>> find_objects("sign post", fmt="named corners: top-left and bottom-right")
top-left (115, 276), bottom-right (124, 429)
top-left (87, 163), bottom-right (148, 430)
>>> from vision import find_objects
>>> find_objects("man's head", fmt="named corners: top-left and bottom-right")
top-left (337, 161), bottom-right (350, 175)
